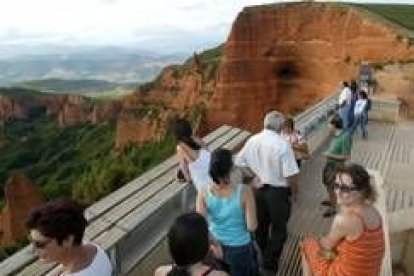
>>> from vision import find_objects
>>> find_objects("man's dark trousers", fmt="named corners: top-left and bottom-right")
top-left (254, 185), bottom-right (291, 272)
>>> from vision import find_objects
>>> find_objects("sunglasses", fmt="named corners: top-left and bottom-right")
top-left (31, 239), bottom-right (51, 249)
top-left (333, 183), bottom-right (359, 193)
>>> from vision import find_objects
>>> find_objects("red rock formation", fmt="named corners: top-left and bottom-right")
top-left (206, 3), bottom-right (414, 131)
top-left (0, 91), bottom-right (122, 127)
top-left (0, 174), bottom-right (43, 247)
top-left (58, 98), bottom-right (91, 127)
top-left (123, 57), bottom-right (213, 110)
top-left (115, 108), bottom-right (173, 149)
top-left (0, 96), bottom-right (27, 122)
top-left (116, 56), bottom-right (214, 148)
top-left (117, 3), bottom-right (414, 144)
top-left (91, 101), bottom-right (122, 124)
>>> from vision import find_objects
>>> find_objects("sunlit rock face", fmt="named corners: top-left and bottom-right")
top-left (206, 3), bottom-right (414, 132)
top-left (0, 174), bottom-right (43, 247)
top-left (116, 59), bottom-right (214, 148)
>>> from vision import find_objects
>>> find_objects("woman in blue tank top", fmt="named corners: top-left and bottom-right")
top-left (196, 149), bottom-right (258, 276)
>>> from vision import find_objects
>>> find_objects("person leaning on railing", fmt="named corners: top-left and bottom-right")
top-left (154, 212), bottom-right (228, 276)
top-left (301, 164), bottom-right (385, 276)
top-left (25, 199), bottom-right (112, 276)
top-left (173, 118), bottom-right (212, 192)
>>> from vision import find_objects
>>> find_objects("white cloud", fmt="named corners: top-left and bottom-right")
top-left (0, 0), bottom-right (412, 50)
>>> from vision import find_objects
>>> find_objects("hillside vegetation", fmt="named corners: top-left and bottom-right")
top-left (0, 116), bottom-right (176, 206)
top-left (354, 4), bottom-right (414, 32)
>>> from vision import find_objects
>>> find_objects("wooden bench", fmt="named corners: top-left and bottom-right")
top-left (1, 125), bottom-right (251, 276)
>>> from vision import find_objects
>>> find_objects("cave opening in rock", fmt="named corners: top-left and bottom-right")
top-left (275, 61), bottom-right (299, 81)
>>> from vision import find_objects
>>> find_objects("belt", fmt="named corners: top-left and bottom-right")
top-left (262, 184), bottom-right (289, 190)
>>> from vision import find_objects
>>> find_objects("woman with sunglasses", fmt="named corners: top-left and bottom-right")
top-left (301, 164), bottom-right (385, 276)
top-left (26, 199), bottom-right (112, 276)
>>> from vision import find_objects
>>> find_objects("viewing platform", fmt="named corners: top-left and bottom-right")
top-left (1, 93), bottom-right (413, 275)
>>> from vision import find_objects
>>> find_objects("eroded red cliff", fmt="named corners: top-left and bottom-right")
top-left (0, 174), bottom-right (43, 247)
top-left (206, 3), bottom-right (414, 131)
top-left (116, 56), bottom-right (214, 147)
top-left (0, 92), bottom-right (122, 127)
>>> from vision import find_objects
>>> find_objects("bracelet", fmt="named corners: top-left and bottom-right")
top-left (320, 248), bottom-right (337, 261)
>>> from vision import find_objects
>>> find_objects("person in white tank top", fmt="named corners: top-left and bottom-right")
top-left (173, 119), bottom-right (212, 192)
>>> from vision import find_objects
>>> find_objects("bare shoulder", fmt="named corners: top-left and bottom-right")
top-left (364, 206), bottom-right (383, 228)
top-left (154, 265), bottom-right (171, 276)
top-left (333, 212), bottom-right (360, 232)
top-left (176, 144), bottom-right (184, 153)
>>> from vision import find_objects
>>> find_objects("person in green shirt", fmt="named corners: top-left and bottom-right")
top-left (321, 114), bottom-right (352, 218)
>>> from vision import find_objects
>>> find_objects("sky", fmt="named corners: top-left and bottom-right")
top-left (0, 0), bottom-right (413, 53)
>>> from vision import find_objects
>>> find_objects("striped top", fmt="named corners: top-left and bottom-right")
top-left (329, 212), bottom-right (385, 275)
top-left (302, 211), bottom-right (385, 276)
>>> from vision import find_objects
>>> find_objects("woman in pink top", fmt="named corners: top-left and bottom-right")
top-left (281, 117), bottom-right (309, 168)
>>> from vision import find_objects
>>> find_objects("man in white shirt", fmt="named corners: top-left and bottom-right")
top-left (350, 90), bottom-right (369, 139)
top-left (235, 111), bottom-right (299, 274)
top-left (338, 81), bottom-right (353, 130)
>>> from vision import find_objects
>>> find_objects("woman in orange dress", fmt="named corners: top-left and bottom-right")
top-left (301, 163), bottom-right (384, 276)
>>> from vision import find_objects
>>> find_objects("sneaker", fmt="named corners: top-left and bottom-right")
top-left (320, 200), bottom-right (332, 206)
top-left (323, 209), bottom-right (337, 218)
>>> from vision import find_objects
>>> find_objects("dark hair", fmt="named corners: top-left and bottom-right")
top-left (173, 119), bottom-right (201, 150)
top-left (283, 117), bottom-right (295, 130)
top-left (209, 148), bottom-right (233, 185)
top-left (343, 81), bottom-right (349, 87)
top-left (336, 163), bottom-right (376, 202)
top-left (350, 80), bottom-right (358, 93)
top-left (329, 114), bottom-right (343, 129)
top-left (25, 198), bottom-right (87, 245)
top-left (167, 212), bottom-right (209, 276)
top-left (359, 90), bottom-right (368, 100)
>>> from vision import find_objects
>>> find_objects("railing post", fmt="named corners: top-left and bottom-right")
top-left (180, 183), bottom-right (190, 211)
top-left (109, 245), bottom-right (120, 275)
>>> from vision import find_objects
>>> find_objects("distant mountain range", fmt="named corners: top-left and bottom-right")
top-left (0, 46), bottom-right (187, 87)
top-left (15, 78), bottom-right (138, 97)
